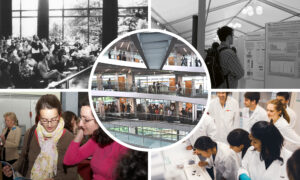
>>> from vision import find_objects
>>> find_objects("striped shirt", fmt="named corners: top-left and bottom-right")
top-left (217, 42), bottom-right (244, 88)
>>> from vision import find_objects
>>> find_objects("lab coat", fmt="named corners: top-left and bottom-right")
top-left (242, 105), bottom-right (269, 132)
top-left (186, 114), bottom-right (217, 146)
top-left (286, 106), bottom-right (297, 130)
top-left (206, 142), bottom-right (239, 180)
top-left (238, 146), bottom-right (291, 180)
top-left (273, 116), bottom-right (300, 152)
top-left (208, 96), bottom-right (240, 143)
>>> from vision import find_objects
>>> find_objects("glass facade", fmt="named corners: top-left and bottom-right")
top-left (12, 0), bottom-right (148, 44)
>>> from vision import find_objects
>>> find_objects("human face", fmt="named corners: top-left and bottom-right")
top-left (194, 149), bottom-right (213, 158)
top-left (217, 92), bottom-right (227, 102)
top-left (230, 145), bottom-right (244, 153)
top-left (276, 96), bottom-right (288, 106)
top-left (39, 108), bottom-right (60, 133)
top-left (79, 106), bottom-right (99, 135)
top-left (244, 98), bottom-right (251, 108)
top-left (249, 134), bottom-right (261, 152)
top-left (267, 104), bottom-right (281, 121)
top-left (5, 116), bottom-right (15, 129)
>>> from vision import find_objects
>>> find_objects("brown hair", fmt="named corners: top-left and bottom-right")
top-left (3, 112), bottom-right (18, 126)
top-left (62, 111), bottom-right (78, 133)
top-left (268, 99), bottom-right (290, 123)
top-left (35, 94), bottom-right (62, 118)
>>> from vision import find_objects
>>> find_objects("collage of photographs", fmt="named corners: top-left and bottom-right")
top-left (0, 0), bottom-right (300, 180)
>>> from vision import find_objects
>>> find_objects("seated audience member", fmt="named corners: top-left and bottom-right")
top-left (37, 52), bottom-right (62, 81)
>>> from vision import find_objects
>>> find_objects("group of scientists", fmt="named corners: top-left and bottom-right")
top-left (186, 92), bottom-right (300, 180)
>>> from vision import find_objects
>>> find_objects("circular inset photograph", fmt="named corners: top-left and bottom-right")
top-left (89, 30), bottom-right (210, 150)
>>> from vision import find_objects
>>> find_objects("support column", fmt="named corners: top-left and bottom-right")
top-left (38, 0), bottom-right (49, 39)
top-left (197, 0), bottom-right (206, 57)
top-left (102, 0), bottom-right (118, 48)
top-left (0, 0), bottom-right (12, 39)
top-left (97, 74), bottom-right (102, 90)
top-left (192, 15), bottom-right (198, 49)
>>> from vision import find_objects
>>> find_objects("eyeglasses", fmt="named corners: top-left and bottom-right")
top-left (40, 116), bottom-right (60, 125)
top-left (80, 116), bottom-right (95, 124)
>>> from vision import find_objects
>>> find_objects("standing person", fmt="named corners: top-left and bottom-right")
top-left (267, 99), bottom-right (300, 151)
top-left (62, 111), bottom-right (79, 135)
top-left (276, 92), bottom-right (297, 130)
top-left (63, 99), bottom-right (128, 180)
top-left (2, 94), bottom-right (78, 179)
top-left (208, 92), bottom-right (240, 143)
top-left (1, 112), bottom-right (21, 180)
top-left (194, 136), bottom-right (239, 180)
top-left (242, 92), bottom-right (268, 132)
top-left (217, 26), bottom-right (244, 88)
top-left (227, 129), bottom-right (251, 166)
top-left (238, 121), bottom-right (290, 180)
top-left (287, 149), bottom-right (300, 180)
top-left (107, 78), bottom-right (112, 89)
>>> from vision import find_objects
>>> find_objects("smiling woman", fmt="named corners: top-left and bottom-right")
top-left (2, 94), bottom-right (78, 180)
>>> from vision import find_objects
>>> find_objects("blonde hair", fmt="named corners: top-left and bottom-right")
top-left (268, 99), bottom-right (290, 123)
top-left (3, 112), bottom-right (18, 126)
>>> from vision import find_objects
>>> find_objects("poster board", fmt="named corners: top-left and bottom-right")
top-left (265, 20), bottom-right (300, 88)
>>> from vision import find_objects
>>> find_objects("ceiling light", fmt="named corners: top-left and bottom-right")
top-left (256, 6), bottom-right (263, 15)
top-left (242, 8), bottom-right (247, 14)
top-left (228, 23), bottom-right (233, 27)
top-left (247, 9), bottom-right (254, 16)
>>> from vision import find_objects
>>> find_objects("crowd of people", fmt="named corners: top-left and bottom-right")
top-left (0, 35), bottom-right (98, 88)
top-left (0, 94), bottom-right (148, 180)
top-left (185, 92), bottom-right (300, 180)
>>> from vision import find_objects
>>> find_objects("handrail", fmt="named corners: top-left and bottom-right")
top-left (46, 66), bottom-right (93, 89)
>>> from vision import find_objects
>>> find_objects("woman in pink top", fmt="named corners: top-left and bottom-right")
top-left (63, 100), bottom-right (128, 180)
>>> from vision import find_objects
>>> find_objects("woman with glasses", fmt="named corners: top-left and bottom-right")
top-left (2, 94), bottom-right (77, 180)
top-left (63, 99), bottom-right (128, 180)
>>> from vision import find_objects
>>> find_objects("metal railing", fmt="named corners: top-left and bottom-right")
top-left (46, 66), bottom-right (92, 89)
top-left (95, 82), bottom-right (208, 98)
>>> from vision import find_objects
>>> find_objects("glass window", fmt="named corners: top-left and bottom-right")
top-left (49, 18), bottom-right (63, 40)
top-left (90, 10), bottom-right (102, 16)
top-left (21, 18), bottom-right (37, 38)
top-left (64, 18), bottom-right (88, 43)
top-left (49, 0), bottom-right (63, 9)
top-left (12, 12), bottom-right (20, 17)
top-left (65, 10), bottom-right (88, 16)
top-left (49, 10), bottom-right (63, 17)
top-left (89, 0), bottom-right (103, 8)
top-left (12, 18), bottom-right (21, 38)
top-left (21, 0), bottom-right (38, 10)
top-left (12, 0), bottom-right (21, 10)
top-left (64, 0), bottom-right (88, 9)
top-left (22, 11), bottom-right (38, 17)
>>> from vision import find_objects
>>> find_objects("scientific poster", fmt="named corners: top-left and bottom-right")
top-left (266, 20), bottom-right (300, 77)
top-left (244, 33), bottom-right (265, 81)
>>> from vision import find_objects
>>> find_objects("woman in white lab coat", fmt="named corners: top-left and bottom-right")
top-left (287, 149), bottom-right (300, 180)
top-left (227, 129), bottom-right (251, 166)
top-left (194, 136), bottom-right (239, 180)
top-left (208, 92), bottom-right (240, 143)
top-left (238, 121), bottom-right (290, 180)
top-left (267, 99), bottom-right (300, 151)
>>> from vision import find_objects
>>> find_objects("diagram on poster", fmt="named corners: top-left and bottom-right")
top-left (266, 21), bottom-right (300, 77)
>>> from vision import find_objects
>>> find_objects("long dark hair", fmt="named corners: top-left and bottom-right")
top-left (92, 127), bottom-right (114, 147)
top-left (227, 129), bottom-right (251, 158)
top-left (62, 111), bottom-right (78, 133)
top-left (194, 136), bottom-right (217, 151)
top-left (251, 121), bottom-right (284, 164)
top-left (287, 149), bottom-right (300, 180)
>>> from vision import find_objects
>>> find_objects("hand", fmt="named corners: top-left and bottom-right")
top-left (73, 128), bottom-right (84, 143)
top-left (3, 165), bottom-right (13, 177)
top-left (186, 145), bottom-right (193, 150)
top-left (198, 161), bottom-right (208, 167)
